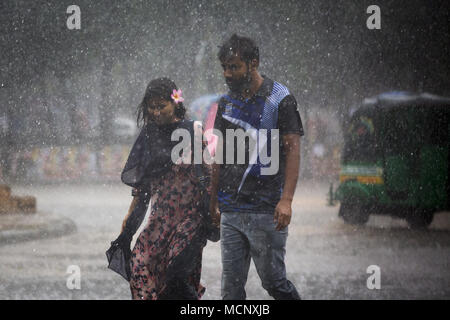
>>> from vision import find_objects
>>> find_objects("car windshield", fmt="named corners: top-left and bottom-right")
top-left (381, 106), bottom-right (448, 155)
top-left (343, 105), bottom-right (449, 163)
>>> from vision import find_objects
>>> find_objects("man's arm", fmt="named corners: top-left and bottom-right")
top-left (274, 133), bottom-right (300, 231)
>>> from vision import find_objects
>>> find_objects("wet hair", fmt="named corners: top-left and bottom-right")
top-left (136, 77), bottom-right (186, 126)
top-left (217, 34), bottom-right (259, 64)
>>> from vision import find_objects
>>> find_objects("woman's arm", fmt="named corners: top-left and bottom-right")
top-left (209, 163), bottom-right (221, 226)
top-left (121, 194), bottom-right (139, 233)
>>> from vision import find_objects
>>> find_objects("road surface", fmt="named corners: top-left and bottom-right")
top-left (1, 180), bottom-right (449, 299)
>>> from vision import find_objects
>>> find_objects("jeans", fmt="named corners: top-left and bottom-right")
top-left (220, 211), bottom-right (300, 300)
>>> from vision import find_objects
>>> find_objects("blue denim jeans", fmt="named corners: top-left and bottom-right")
top-left (220, 211), bottom-right (300, 300)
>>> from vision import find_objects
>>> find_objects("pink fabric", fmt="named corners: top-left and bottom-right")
top-left (203, 102), bottom-right (218, 157)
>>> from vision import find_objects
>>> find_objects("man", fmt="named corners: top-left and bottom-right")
top-left (209, 34), bottom-right (304, 300)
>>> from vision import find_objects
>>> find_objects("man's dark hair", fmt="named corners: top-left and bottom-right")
top-left (217, 34), bottom-right (259, 64)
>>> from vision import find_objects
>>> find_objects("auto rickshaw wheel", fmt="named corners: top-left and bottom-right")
top-left (406, 208), bottom-right (434, 229)
top-left (339, 202), bottom-right (370, 225)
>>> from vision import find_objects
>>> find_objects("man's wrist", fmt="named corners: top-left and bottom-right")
top-left (280, 196), bottom-right (293, 202)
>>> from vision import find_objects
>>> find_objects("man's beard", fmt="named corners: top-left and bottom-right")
top-left (226, 72), bottom-right (252, 94)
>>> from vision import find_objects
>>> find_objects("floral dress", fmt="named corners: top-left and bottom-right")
top-left (129, 122), bottom-right (209, 300)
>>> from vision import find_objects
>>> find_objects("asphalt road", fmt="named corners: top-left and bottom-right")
top-left (1, 180), bottom-right (449, 299)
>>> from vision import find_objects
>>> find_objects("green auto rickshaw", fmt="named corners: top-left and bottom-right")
top-left (333, 92), bottom-right (450, 228)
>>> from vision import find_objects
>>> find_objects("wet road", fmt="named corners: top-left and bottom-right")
top-left (1, 181), bottom-right (449, 299)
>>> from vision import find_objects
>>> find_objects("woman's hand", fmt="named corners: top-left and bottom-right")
top-left (210, 200), bottom-right (221, 227)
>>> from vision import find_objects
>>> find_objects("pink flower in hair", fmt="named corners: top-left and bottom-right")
top-left (171, 89), bottom-right (184, 104)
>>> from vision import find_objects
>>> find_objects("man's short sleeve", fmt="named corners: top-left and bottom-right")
top-left (278, 95), bottom-right (304, 136)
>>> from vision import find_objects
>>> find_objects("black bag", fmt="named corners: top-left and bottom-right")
top-left (105, 232), bottom-right (132, 281)
top-left (106, 192), bottom-right (150, 281)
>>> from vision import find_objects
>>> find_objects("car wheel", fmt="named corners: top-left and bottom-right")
top-left (339, 202), bottom-right (370, 225)
top-left (406, 209), bottom-right (434, 229)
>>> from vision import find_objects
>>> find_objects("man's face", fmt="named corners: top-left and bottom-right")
top-left (220, 55), bottom-right (251, 94)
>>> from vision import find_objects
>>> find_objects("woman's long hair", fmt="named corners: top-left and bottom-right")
top-left (136, 77), bottom-right (186, 127)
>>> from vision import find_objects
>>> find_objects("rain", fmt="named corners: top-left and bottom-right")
top-left (0, 0), bottom-right (449, 302)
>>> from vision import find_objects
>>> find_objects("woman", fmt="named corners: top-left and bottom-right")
top-left (121, 78), bottom-right (215, 300)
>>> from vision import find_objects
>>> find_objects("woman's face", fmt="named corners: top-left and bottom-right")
top-left (147, 98), bottom-right (178, 125)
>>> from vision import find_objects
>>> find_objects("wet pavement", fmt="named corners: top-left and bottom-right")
top-left (0, 180), bottom-right (449, 300)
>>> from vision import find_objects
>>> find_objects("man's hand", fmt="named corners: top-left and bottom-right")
top-left (274, 198), bottom-right (293, 231)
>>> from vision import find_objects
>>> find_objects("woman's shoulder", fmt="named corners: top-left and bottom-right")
top-left (177, 119), bottom-right (203, 136)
